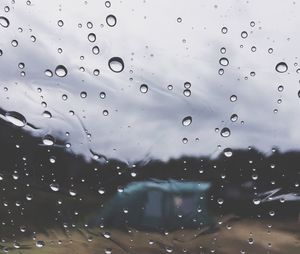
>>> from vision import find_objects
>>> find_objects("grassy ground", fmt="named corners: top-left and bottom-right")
top-left (1, 217), bottom-right (298, 254)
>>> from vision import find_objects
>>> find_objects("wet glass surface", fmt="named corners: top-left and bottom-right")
top-left (0, 0), bottom-right (299, 253)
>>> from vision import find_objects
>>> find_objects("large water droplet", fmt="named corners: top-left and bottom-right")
top-left (182, 116), bottom-right (192, 126)
top-left (5, 111), bottom-right (27, 127)
top-left (108, 57), bottom-right (124, 73)
top-left (42, 135), bottom-right (55, 146)
top-left (88, 33), bottom-right (96, 42)
top-left (140, 84), bottom-right (148, 93)
top-left (50, 183), bottom-right (60, 192)
top-left (0, 16), bottom-right (9, 28)
top-left (55, 65), bottom-right (68, 77)
top-left (106, 14), bottom-right (117, 27)
top-left (275, 62), bottom-right (288, 73)
top-left (219, 57), bottom-right (229, 66)
top-left (220, 127), bottom-right (231, 137)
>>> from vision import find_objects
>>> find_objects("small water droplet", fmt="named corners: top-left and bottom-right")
top-left (44, 69), bottom-right (53, 77)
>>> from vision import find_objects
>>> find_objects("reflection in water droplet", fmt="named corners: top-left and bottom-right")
top-left (5, 111), bottom-right (27, 127)
top-left (182, 116), bottom-right (192, 126)
top-left (221, 127), bottom-right (231, 137)
top-left (140, 84), bottom-right (148, 93)
top-left (55, 65), bottom-right (68, 77)
top-left (275, 62), bottom-right (288, 73)
top-left (106, 14), bottom-right (117, 27)
top-left (108, 57), bottom-right (124, 73)
top-left (0, 16), bottom-right (9, 28)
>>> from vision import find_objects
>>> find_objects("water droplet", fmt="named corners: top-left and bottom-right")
top-left (0, 16), bottom-right (9, 28)
top-left (182, 116), bottom-right (192, 126)
top-left (268, 48), bottom-right (273, 54)
top-left (42, 111), bottom-right (52, 118)
top-left (223, 148), bottom-right (233, 157)
top-left (182, 137), bottom-right (188, 144)
top-left (220, 127), bottom-right (231, 137)
top-left (177, 17), bottom-right (182, 23)
top-left (42, 135), bottom-right (55, 146)
top-left (57, 20), bottom-right (64, 27)
top-left (250, 21), bottom-right (255, 27)
top-left (55, 65), bottom-right (68, 77)
top-left (220, 47), bottom-right (226, 54)
top-left (50, 183), bottom-right (60, 192)
top-left (241, 31), bottom-right (248, 39)
top-left (248, 238), bottom-right (254, 245)
top-left (99, 92), bottom-right (106, 99)
top-left (217, 198), bottom-right (224, 205)
top-left (44, 69), bottom-right (53, 77)
top-left (140, 84), bottom-right (148, 93)
top-left (11, 40), bottom-right (18, 47)
top-left (36, 240), bottom-right (45, 248)
top-left (106, 14), bottom-right (117, 27)
top-left (221, 27), bottom-right (228, 34)
top-left (105, 1), bottom-right (111, 8)
top-left (92, 45), bottom-right (100, 55)
top-left (184, 82), bottom-right (191, 88)
top-left (69, 189), bottom-right (77, 196)
top-left (219, 57), bottom-right (229, 66)
top-left (230, 95), bottom-right (237, 102)
top-left (5, 111), bottom-right (27, 127)
top-left (80, 91), bottom-right (87, 98)
top-left (230, 114), bottom-right (238, 122)
top-left (88, 33), bottom-right (96, 42)
top-left (93, 69), bottom-right (100, 76)
top-left (275, 62), bottom-right (288, 73)
top-left (108, 57), bottom-right (124, 73)
top-left (103, 110), bottom-right (109, 116)
top-left (183, 89), bottom-right (191, 97)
